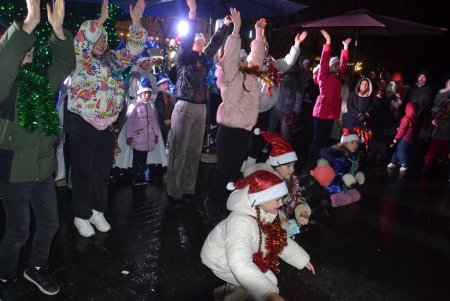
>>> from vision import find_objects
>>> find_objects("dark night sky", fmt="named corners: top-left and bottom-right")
top-left (265, 0), bottom-right (449, 88)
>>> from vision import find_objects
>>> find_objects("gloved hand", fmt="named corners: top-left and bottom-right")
top-left (285, 219), bottom-right (301, 238)
top-left (355, 172), bottom-right (365, 185)
top-left (358, 113), bottom-right (365, 122)
top-left (343, 174), bottom-right (356, 186)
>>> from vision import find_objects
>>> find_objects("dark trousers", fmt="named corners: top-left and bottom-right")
top-left (70, 115), bottom-right (114, 219)
top-left (208, 125), bottom-right (252, 210)
top-left (391, 139), bottom-right (410, 167)
top-left (0, 176), bottom-right (59, 279)
top-left (247, 110), bottom-right (271, 159)
top-left (132, 149), bottom-right (148, 182)
top-left (306, 118), bottom-right (335, 169)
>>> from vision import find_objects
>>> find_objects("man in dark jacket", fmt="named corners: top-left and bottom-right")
top-left (402, 70), bottom-right (434, 166)
top-left (0, 0), bottom-right (75, 298)
top-left (166, 0), bottom-right (230, 202)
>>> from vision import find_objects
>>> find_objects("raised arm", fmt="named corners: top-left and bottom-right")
top-left (47, 0), bottom-right (66, 40)
top-left (215, 8), bottom-right (241, 87)
top-left (276, 31), bottom-right (307, 74)
top-left (22, 0), bottom-right (41, 34)
top-left (339, 37), bottom-right (351, 74)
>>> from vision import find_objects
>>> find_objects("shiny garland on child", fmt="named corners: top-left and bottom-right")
top-left (260, 57), bottom-right (281, 97)
top-left (17, 63), bottom-right (60, 136)
top-left (353, 120), bottom-right (373, 151)
top-left (252, 209), bottom-right (288, 274)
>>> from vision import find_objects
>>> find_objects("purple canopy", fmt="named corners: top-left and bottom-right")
top-left (280, 9), bottom-right (447, 36)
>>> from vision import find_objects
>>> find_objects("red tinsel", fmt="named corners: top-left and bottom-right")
top-left (260, 57), bottom-right (281, 97)
top-left (353, 121), bottom-right (373, 151)
top-left (252, 216), bottom-right (288, 274)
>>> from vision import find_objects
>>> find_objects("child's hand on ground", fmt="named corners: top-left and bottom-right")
top-left (297, 211), bottom-right (309, 225)
top-left (305, 262), bottom-right (316, 275)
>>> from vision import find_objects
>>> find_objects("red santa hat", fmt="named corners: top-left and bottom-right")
top-left (340, 128), bottom-right (359, 144)
top-left (254, 129), bottom-right (298, 166)
top-left (227, 170), bottom-right (288, 207)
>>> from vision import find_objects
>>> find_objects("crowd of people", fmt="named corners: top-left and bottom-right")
top-left (0, 0), bottom-right (449, 300)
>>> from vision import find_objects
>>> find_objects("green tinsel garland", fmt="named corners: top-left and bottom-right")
top-left (16, 63), bottom-right (60, 136)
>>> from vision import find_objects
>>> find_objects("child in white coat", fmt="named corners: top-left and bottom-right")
top-left (201, 170), bottom-right (315, 301)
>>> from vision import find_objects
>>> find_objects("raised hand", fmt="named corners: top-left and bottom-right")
top-left (23, 0), bottom-right (41, 34)
top-left (255, 18), bottom-right (266, 42)
top-left (342, 37), bottom-right (352, 50)
top-left (130, 0), bottom-right (145, 26)
top-left (320, 29), bottom-right (331, 44)
top-left (47, 0), bottom-right (66, 39)
top-left (229, 8), bottom-right (240, 33)
top-left (186, 0), bottom-right (197, 13)
top-left (98, 0), bottom-right (108, 25)
top-left (294, 31), bottom-right (307, 48)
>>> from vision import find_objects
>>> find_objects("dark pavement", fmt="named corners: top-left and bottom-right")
top-left (1, 163), bottom-right (450, 301)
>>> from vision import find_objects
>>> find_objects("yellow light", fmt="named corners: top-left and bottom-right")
top-left (354, 62), bottom-right (363, 72)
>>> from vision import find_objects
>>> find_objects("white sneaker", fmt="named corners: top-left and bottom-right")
top-left (89, 210), bottom-right (111, 232)
top-left (74, 217), bottom-right (95, 237)
top-left (387, 163), bottom-right (396, 169)
top-left (399, 166), bottom-right (408, 172)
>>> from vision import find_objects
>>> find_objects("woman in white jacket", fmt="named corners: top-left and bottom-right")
top-left (201, 170), bottom-right (315, 301)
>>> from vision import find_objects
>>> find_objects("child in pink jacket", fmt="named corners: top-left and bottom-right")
top-left (203, 9), bottom-right (266, 223)
top-left (125, 77), bottom-right (160, 185)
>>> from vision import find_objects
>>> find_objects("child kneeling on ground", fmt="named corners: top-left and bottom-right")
top-left (201, 170), bottom-right (315, 301)
top-left (320, 128), bottom-right (365, 207)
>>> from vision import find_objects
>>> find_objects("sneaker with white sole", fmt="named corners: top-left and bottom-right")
top-left (89, 210), bottom-right (111, 232)
top-left (399, 166), bottom-right (408, 172)
top-left (387, 163), bottom-right (396, 169)
top-left (74, 217), bottom-right (95, 237)
top-left (23, 265), bottom-right (59, 296)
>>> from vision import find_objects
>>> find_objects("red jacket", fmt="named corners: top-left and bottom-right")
top-left (395, 102), bottom-right (417, 142)
top-left (312, 44), bottom-right (349, 120)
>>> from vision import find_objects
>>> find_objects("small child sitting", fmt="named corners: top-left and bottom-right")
top-left (243, 130), bottom-right (311, 237)
top-left (320, 129), bottom-right (365, 207)
top-left (125, 77), bottom-right (160, 185)
top-left (201, 170), bottom-right (315, 301)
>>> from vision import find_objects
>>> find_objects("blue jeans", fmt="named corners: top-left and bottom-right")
top-left (391, 139), bottom-right (410, 167)
top-left (0, 176), bottom-right (59, 279)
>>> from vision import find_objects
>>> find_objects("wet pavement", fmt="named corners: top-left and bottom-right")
top-left (1, 163), bottom-right (450, 300)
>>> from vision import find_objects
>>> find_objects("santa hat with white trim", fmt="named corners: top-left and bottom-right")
top-left (340, 128), bottom-right (360, 144)
top-left (254, 129), bottom-right (298, 166)
top-left (227, 170), bottom-right (288, 207)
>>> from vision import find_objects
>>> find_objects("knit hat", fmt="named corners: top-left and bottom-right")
top-left (310, 159), bottom-right (335, 187)
top-left (386, 81), bottom-right (397, 94)
top-left (329, 56), bottom-right (340, 67)
top-left (340, 128), bottom-right (359, 144)
top-left (156, 72), bottom-right (171, 86)
top-left (137, 50), bottom-right (150, 63)
top-left (254, 129), bottom-right (298, 166)
top-left (194, 33), bottom-right (205, 42)
top-left (137, 77), bottom-right (153, 95)
top-left (239, 49), bottom-right (248, 60)
top-left (227, 170), bottom-right (288, 207)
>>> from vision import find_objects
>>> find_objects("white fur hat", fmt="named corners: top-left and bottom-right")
top-left (340, 128), bottom-right (359, 144)
top-left (329, 56), bottom-right (340, 67)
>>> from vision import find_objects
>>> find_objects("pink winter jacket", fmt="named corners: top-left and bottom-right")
top-left (215, 34), bottom-right (265, 131)
top-left (312, 44), bottom-right (349, 120)
top-left (125, 101), bottom-right (160, 152)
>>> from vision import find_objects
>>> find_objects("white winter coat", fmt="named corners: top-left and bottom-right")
top-left (200, 186), bottom-right (310, 301)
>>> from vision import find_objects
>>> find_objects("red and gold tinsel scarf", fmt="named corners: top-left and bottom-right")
top-left (252, 209), bottom-right (288, 274)
top-left (260, 57), bottom-right (281, 97)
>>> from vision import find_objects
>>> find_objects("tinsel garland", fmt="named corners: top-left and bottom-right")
top-left (353, 120), bottom-right (373, 151)
top-left (17, 63), bottom-right (60, 136)
top-left (252, 215), bottom-right (288, 274)
top-left (260, 58), bottom-right (281, 97)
